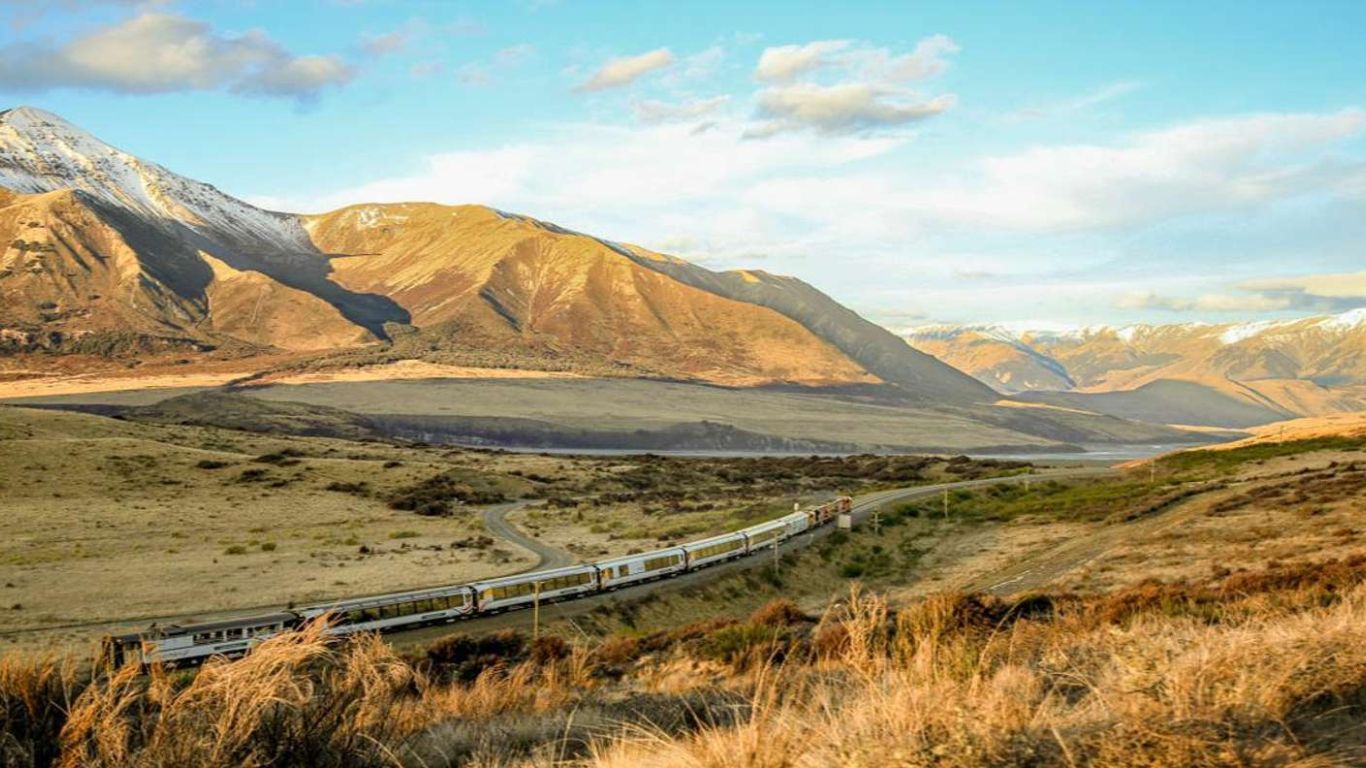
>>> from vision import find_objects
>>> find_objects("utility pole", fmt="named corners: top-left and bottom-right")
top-left (532, 581), bottom-right (542, 642)
top-left (872, 507), bottom-right (881, 535)
top-left (772, 538), bottom-right (780, 575)
top-left (942, 488), bottom-right (950, 518)
top-left (1149, 462), bottom-right (1156, 484)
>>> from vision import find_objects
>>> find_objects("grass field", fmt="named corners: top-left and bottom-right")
top-left (0, 406), bottom-right (1031, 654)
top-left (3, 434), bottom-right (1364, 767)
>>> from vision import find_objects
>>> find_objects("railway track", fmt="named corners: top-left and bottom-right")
top-left (0, 466), bottom-right (1115, 646)
top-left (380, 466), bottom-right (1117, 646)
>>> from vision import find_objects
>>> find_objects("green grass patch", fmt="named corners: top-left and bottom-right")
top-left (1157, 436), bottom-right (1366, 477)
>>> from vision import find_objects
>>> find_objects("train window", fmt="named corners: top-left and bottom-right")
top-left (644, 554), bottom-right (679, 571)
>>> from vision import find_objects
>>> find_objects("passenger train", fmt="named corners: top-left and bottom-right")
top-left (103, 496), bottom-right (853, 667)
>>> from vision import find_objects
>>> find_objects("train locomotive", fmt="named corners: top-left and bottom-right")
top-left (103, 496), bottom-right (852, 667)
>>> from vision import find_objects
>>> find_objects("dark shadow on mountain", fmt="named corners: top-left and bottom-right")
top-left (91, 196), bottom-right (410, 339)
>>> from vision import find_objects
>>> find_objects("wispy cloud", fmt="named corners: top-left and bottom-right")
top-left (1012, 80), bottom-right (1143, 120)
top-left (0, 12), bottom-right (354, 99)
top-left (457, 43), bottom-right (535, 86)
top-left (1118, 270), bottom-right (1366, 313)
top-left (360, 29), bottom-right (409, 57)
top-left (634, 95), bottom-right (730, 124)
top-left (897, 109), bottom-right (1366, 231)
top-left (576, 48), bottom-right (673, 91)
top-left (747, 84), bottom-right (955, 137)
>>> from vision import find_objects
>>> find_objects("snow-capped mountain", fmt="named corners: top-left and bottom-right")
top-left (906, 310), bottom-right (1366, 422)
top-left (0, 106), bottom-right (309, 252)
top-left (0, 106), bottom-right (998, 404)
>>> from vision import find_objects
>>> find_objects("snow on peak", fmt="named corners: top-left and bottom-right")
top-left (1316, 307), bottom-right (1366, 331)
top-left (0, 105), bottom-right (309, 251)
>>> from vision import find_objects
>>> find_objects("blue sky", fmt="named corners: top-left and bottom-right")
top-left (2, 0), bottom-right (1365, 329)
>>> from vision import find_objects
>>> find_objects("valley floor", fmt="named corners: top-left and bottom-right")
top-left (1, 434), bottom-right (1363, 767)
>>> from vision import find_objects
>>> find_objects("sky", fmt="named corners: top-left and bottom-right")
top-left (1, 0), bottom-right (1365, 331)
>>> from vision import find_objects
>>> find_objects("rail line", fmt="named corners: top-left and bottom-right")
top-left (2, 467), bottom-right (1114, 650)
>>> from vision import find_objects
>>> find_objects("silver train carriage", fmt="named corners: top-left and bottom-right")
top-left (297, 582), bottom-right (476, 636)
top-left (595, 547), bottom-right (687, 589)
top-left (103, 612), bottom-right (297, 667)
top-left (102, 495), bottom-right (855, 667)
top-left (469, 564), bottom-right (599, 612)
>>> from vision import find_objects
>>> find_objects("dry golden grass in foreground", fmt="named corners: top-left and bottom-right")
top-left (4, 553), bottom-right (1366, 767)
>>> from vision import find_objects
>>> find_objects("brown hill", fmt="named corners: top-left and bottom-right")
top-left (908, 315), bottom-right (1366, 425)
top-left (304, 204), bottom-right (878, 387)
top-left (2, 106), bottom-right (991, 394)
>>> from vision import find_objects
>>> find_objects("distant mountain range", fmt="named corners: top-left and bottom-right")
top-left (906, 312), bottom-right (1366, 427)
top-left (0, 106), bottom-right (988, 403)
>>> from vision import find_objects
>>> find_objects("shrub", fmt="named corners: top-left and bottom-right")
top-left (325, 481), bottom-right (370, 496)
top-left (260, 542), bottom-right (277, 552)
top-left (749, 599), bottom-right (809, 627)
top-left (195, 459), bottom-right (230, 470)
top-left (224, 545), bottom-right (247, 555)
top-left (235, 468), bottom-right (270, 483)
top-left (253, 450), bottom-right (303, 467)
top-left (387, 471), bottom-right (508, 516)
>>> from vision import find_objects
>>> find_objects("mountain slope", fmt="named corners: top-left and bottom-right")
top-left (304, 203), bottom-right (878, 387)
top-left (618, 249), bottom-right (997, 404)
top-left (907, 313), bottom-right (1366, 423)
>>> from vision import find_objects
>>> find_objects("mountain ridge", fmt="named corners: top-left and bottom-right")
top-left (906, 312), bottom-right (1366, 424)
top-left (0, 105), bottom-right (994, 399)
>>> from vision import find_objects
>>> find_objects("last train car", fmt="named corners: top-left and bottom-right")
top-left (103, 611), bottom-right (298, 667)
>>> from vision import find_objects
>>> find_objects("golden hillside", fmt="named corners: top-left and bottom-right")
top-left (909, 317), bottom-right (1366, 425)
top-left (305, 204), bottom-right (879, 387)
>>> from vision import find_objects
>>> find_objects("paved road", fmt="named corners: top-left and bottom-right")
top-left (1, 467), bottom-right (1116, 645)
top-left (481, 502), bottom-right (575, 572)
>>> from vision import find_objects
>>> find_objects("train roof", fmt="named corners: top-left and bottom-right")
top-left (680, 530), bottom-right (747, 549)
top-left (298, 583), bottom-right (473, 615)
top-left (595, 547), bottom-right (685, 567)
top-left (469, 563), bottom-right (597, 588)
top-left (155, 612), bottom-right (298, 637)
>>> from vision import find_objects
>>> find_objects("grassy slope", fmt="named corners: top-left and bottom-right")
top-left (0, 405), bottom-right (1031, 651)
top-left (3, 434), bottom-right (1364, 765)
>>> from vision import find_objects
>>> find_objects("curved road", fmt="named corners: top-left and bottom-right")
top-left (384, 466), bottom-right (1116, 646)
top-left (481, 502), bottom-right (576, 571)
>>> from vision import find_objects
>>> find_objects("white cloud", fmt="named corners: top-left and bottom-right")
top-left (361, 30), bottom-right (408, 57)
top-left (0, 12), bottom-right (354, 98)
top-left (457, 44), bottom-right (534, 87)
top-left (1115, 291), bottom-right (1292, 312)
top-left (494, 43), bottom-right (535, 66)
top-left (899, 109), bottom-right (1366, 231)
top-left (267, 105), bottom-right (1366, 327)
top-left (634, 95), bottom-right (730, 124)
top-left (748, 84), bottom-right (955, 137)
top-left (576, 48), bottom-right (673, 91)
top-left (1117, 270), bottom-right (1366, 313)
top-left (1012, 80), bottom-right (1143, 120)
top-left (754, 40), bottom-right (849, 82)
top-left (746, 36), bottom-right (959, 138)
top-left (754, 36), bottom-right (958, 84)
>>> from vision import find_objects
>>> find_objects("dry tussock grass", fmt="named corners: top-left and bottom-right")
top-left (3, 557), bottom-right (1366, 767)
